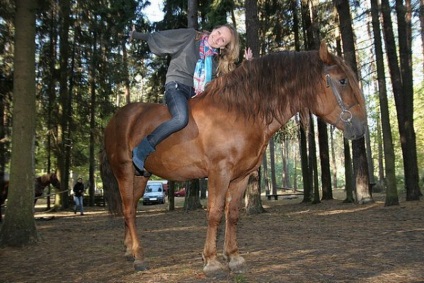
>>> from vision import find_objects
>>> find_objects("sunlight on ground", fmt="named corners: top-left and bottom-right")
top-left (148, 225), bottom-right (206, 233)
top-left (315, 202), bottom-right (381, 216)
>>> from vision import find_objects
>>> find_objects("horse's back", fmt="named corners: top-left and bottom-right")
top-left (105, 102), bottom-right (170, 151)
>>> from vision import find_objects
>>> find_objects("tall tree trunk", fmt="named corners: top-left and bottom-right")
top-left (370, 0), bottom-right (399, 206)
top-left (309, 116), bottom-right (320, 204)
top-left (318, 118), bottom-right (333, 200)
top-left (262, 149), bottom-right (271, 196)
top-left (282, 139), bottom-right (291, 188)
top-left (333, 0), bottom-right (373, 204)
top-left (58, 0), bottom-right (71, 210)
top-left (420, 0), bottom-right (424, 73)
top-left (335, 34), bottom-right (354, 202)
top-left (330, 128), bottom-right (338, 189)
top-left (184, 2), bottom-right (201, 210)
top-left (381, 0), bottom-right (422, 201)
top-left (187, 0), bottom-right (198, 30)
top-left (244, 0), bottom-right (264, 213)
top-left (376, 114), bottom-right (385, 186)
top-left (300, 0), bottom-right (315, 203)
top-left (88, 27), bottom-right (97, 207)
top-left (395, 0), bottom-right (421, 200)
top-left (300, 124), bottom-right (311, 203)
top-left (0, 0), bottom-right (38, 246)
top-left (122, 38), bottom-right (131, 104)
top-left (343, 139), bottom-right (355, 203)
top-left (269, 137), bottom-right (277, 195)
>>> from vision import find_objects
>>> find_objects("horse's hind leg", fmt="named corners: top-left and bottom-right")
top-left (223, 176), bottom-right (249, 273)
top-left (119, 173), bottom-right (149, 271)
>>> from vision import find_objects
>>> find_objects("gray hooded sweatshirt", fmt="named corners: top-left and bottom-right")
top-left (133, 28), bottom-right (217, 88)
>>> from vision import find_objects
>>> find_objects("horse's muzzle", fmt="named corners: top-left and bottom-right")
top-left (343, 118), bottom-right (367, 140)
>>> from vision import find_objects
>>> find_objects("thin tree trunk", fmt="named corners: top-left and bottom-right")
top-left (262, 150), bottom-right (271, 196)
top-left (370, 0), bottom-right (399, 206)
top-left (318, 118), bottom-right (333, 200)
top-left (343, 139), bottom-right (355, 203)
top-left (309, 117), bottom-right (320, 204)
top-left (300, 123), bottom-right (311, 203)
top-left (282, 139), bottom-right (291, 188)
top-left (122, 38), bottom-right (131, 104)
top-left (330, 127), bottom-right (338, 189)
top-left (269, 137), bottom-right (277, 195)
top-left (88, 27), bottom-right (97, 206)
top-left (59, 0), bottom-right (71, 210)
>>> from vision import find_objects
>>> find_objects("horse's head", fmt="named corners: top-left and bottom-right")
top-left (315, 42), bottom-right (367, 140)
top-left (49, 173), bottom-right (61, 190)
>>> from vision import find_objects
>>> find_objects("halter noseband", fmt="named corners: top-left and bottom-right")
top-left (325, 74), bottom-right (356, 124)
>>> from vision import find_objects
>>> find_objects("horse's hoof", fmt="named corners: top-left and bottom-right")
top-left (124, 252), bottom-right (134, 262)
top-left (203, 259), bottom-right (227, 278)
top-left (134, 259), bottom-right (148, 271)
top-left (228, 255), bottom-right (247, 274)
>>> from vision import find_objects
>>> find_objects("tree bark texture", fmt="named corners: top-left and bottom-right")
top-left (333, 0), bottom-right (373, 204)
top-left (0, 0), bottom-right (38, 246)
top-left (381, 0), bottom-right (422, 200)
top-left (370, 0), bottom-right (399, 206)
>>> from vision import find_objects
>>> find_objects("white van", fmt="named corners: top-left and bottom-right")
top-left (142, 181), bottom-right (166, 205)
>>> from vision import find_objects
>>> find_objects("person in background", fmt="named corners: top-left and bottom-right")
top-left (73, 178), bottom-right (84, 215)
top-left (130, 24), bottom-right (244, 174)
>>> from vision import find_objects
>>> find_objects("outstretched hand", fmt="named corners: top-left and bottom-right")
top-left (244, 47), bottom-right (253, 60)
top-left (129, 25), bottom-right (136, 41)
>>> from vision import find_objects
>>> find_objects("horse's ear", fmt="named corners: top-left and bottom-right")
top-left (319, 41), bottom-right (332, 64)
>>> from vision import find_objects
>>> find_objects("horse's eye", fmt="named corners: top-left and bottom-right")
top-left (339, 78), bottom-right (347, 85)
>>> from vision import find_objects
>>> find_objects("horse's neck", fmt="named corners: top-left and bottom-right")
top-left (37, 175), bottom-right (51, 187)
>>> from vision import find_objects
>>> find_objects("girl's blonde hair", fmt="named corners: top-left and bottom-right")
top-left (214, 24), bottom-right (240, 76)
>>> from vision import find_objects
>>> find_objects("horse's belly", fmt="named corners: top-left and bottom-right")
top-left (145, 147), bottom-right (208, 181)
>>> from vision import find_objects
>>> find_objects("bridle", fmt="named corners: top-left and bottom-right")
top-left (325, 73), bottom-right (359, 126)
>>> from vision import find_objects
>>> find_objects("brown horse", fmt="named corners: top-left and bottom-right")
top-left (100, 42), bottom-right (367, 276)
top-left (0, 172), bottom-right (61, 221)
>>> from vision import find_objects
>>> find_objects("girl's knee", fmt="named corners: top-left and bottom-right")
top-left (173, 115), bottom-right (189, 130)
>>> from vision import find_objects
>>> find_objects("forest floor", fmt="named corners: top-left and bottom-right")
top-left (0, 189), bottom-right (423, 283)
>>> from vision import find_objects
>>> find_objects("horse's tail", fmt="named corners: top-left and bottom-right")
top-left (100, 148), bottom-right (123, 216)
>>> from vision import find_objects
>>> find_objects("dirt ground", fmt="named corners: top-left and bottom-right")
top-left (0, 189), bottom-right (423, 283)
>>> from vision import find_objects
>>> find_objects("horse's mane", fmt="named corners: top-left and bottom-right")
top-left (200, 50), bottom-right (328, 124)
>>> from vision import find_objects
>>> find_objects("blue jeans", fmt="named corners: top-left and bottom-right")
top-left (146, 82), bottom-right (195, 147)
top-left (74, 196), bottom-right (84, 214)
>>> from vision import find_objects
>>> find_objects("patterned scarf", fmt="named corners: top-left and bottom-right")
top-left (193, 35), bottom-right (217, 96)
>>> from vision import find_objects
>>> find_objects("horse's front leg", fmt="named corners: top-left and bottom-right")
top-left (223, 176), bottom-right (249, 274)
top-left (202, 173), bottom-right (230, 277)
